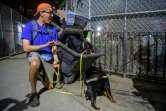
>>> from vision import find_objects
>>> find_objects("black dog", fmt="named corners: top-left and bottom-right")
top-left (84, 71), bottom-right (116, 110)
top-left (64, 35), bottom-right (93, 54)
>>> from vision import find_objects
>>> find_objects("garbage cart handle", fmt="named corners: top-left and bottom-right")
top-left (58, 41), bottom-right (80, 56)
top-left (57, 41), bottom-right (104, 58)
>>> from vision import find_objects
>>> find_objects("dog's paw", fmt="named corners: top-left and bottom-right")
top-left (85, 96), bottom-right (90, 100)
top-left (95, 107), bottom-right (100, 110)
top-left (84, 88), bottom-right (91, 100)
top-left (91, 103), bottom-right (100, 110)
top-left (111, 99), bottom-right (117, 103)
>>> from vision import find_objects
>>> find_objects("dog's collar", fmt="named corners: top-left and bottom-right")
top-left (102, 76), bottom-right (108, 78)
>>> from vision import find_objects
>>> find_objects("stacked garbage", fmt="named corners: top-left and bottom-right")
top-left (51, 10), bottom-right (104, 84)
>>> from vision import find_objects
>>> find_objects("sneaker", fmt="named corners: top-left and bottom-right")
top-left (29, 92), bottom-right (40, 107)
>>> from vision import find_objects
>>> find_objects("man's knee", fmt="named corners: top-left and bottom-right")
top-left (30, 59), bottom-right (41, 71)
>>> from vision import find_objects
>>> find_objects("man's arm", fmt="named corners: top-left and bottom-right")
top-left (52, 26), bottom-right (59, 68)
top-left (22, 39), bottom-right (56, 52)
top-left (52, 45), bottom-right (59, 63)
top-left (52, 44), bottom-right (59, 69)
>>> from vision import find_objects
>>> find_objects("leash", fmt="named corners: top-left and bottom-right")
top-left (53, 50), bottom-right (87, 96)
top-left (49, 64), bottom-right (60, 88)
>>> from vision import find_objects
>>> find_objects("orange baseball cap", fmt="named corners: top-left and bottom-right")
top-left (34, 3), bottom-right (53, 16)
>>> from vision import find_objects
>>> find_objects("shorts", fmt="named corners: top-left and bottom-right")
top-left (28, 52), bottom-right (57, 83)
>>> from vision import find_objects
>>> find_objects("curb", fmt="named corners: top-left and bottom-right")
top-left (0, 52), bottom-right (25, 61)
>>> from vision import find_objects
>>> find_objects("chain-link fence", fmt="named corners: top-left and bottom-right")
top-left (0, 3), bottom-right (29, 58)
top-left (66, 0), bottom-right (166, 81)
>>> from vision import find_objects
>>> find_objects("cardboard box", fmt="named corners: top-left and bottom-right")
top-left (57, 10), bottom-right (75, 26)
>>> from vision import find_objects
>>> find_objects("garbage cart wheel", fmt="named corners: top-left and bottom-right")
top-left (63, 73), bottom-right (75, 84)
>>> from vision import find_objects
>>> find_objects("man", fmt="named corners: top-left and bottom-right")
top-left (21, 3), bottom-right (59, 107)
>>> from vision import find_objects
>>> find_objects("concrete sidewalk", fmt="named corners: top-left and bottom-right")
top-left (0, 54), bottom-right (155, 111)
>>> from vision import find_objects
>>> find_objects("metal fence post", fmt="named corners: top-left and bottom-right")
top-left (11, 8), bottom-right (16, 54)
top-left (99, 34), bottom-right (101, 69)
top-left (131, 33), bottom-right (134, 72)
top-left (139, 33), bottom-right (143, 78)
top-left (0, 5), bottom-right (4, 40)
top-left (104, 36), bottom-right (107, 69)
top-left (0, 4), bottom-right (5, 57)
top-left (123, 0), bottom-right (128, 77)
top-left (88, 0), bottom-right (91, 29)
top-left (163, 32), bottom-right (166, 79)
top-left (117, 32), bottom-right (120, 71)
top-left (154, 32), bottom-right (158, 79)
top-left (110, 33), bottom-right (113, 71)
top-left (93, 32), bottom-right (96, 67)
top-left (146, 33), bottom-right (150, 78)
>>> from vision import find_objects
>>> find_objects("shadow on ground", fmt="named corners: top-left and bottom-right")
top-left (132, 79), bottom-right (166, 111)
top-left (0, 87), bottom-right (48, 111)
top-left (0, 94), bottom-right (30, 111)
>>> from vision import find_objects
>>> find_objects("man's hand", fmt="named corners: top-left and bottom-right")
top-left (55, 41), bottom-right (60, 45)
top-left (52, 60), bottom-right (59, 69)
top-left (46, 41), bottom-right (56, 47)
